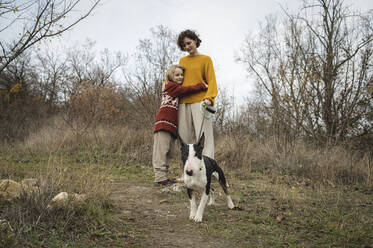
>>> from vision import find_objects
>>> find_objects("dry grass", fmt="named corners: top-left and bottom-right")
top-left (216, 134), bottom-right (373, 189)
top-left (14, 116), bottom-right (153, 164)
top-left (0, 117), bottom-right (156, 246)
top-left (0, 149), bottom-right (115, 247)
top-left (0, 119), bottom-right (372, 246)
top-left (0, 118), bottom-right (373, 247)
top-left (3, 117), bottom-right (372, 190)
top-left (13, 118), bottom-right (373, 189)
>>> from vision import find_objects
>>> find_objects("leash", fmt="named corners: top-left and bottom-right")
top-left (196, 102), bottom-right (216, 143)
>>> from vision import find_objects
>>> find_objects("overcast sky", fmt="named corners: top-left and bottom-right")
top-left (60, 0), bottom-right (373, 103)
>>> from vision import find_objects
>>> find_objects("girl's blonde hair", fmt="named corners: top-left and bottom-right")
top-left (164, 64), bottom-right (185, 82)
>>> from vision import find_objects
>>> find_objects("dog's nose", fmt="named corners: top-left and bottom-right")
top-left (186, 170), bottom-right (193, 176)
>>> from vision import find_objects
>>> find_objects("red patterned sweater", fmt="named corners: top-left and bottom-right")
top-left (154, 81), bottom-right (207, 138)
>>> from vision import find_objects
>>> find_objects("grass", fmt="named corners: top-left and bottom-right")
top-left (0, 150), bottom-right (123, 247)
top-left (1, 150), bottom-right (372, 247)
top-left (0, 124), bottom-right (372, 247)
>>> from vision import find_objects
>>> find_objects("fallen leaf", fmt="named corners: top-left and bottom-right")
top-left (276, 215), bottom-right (285, 222)
top-left (91, 233), bottom-right (99, 240)
top-left (159, 199), bottom-right (169, 204)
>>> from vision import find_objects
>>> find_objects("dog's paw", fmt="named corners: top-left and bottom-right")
top-left (189, 211), bottom-right (196, 220)
top-left (193, 214), bottom-right (203, 222)
top-left (228, 200), bottom-right (234, 209)
top-left (228, 200), bottom-right (235, 209)
top-left (227, 196), bottom-right (235, 209)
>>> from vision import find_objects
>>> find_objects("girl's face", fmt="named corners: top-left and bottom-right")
top-left (183, 37), bottom-right (197, 55)
top-left (172, 68), bottom-right (184, 84)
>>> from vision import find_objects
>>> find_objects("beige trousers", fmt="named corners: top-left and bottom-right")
top-left (152, 131), bottom-right (175, 182)
top-left (178, 102), bottom-right (214, 159)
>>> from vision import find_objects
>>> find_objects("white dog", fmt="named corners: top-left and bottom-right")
top-left (179, 133), bottom-right (235, 222)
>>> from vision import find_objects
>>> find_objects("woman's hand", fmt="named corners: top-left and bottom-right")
top-left (204, 98), bottom-right (212, 106)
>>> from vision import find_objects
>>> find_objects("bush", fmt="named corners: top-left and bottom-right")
top-left (64, 82), bottom-right (128, 132)
top-left (216, 133), bottom-right (373, 188)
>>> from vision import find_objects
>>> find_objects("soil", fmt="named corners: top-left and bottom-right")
top-left (110, 180), bottom-right (238, 248)
top-left (105, 171), bottom-right (373, 248)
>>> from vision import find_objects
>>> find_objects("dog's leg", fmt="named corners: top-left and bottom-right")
top-left (193, 192), bottom-right (209, 222)
top-left (187, 188), bottom-right (197, 220)
top-left (212, 171), bottom-right (219, 180)
top-left (193, 179), bottom-right (211, 222)
top-left (215, 167), bottom-right (235, 209)
top-left (219, 180), bottom-right (235, 209)
top-left (208, 188), bottom-right (215, 206)
top-left (225, 192), bottom-right (235, 209)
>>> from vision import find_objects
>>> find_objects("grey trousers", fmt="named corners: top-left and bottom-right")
top-left (152, 131), bottom-right (175, 182)
top-left (178, 102), bottom-right (214, 159)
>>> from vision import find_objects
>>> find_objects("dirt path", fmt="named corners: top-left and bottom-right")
top-left (106, 170), bottom-right (373, 248)
top-left (109, 180), bottom-right (238, 248)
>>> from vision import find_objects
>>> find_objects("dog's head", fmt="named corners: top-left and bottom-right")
top-left (179, 133), bottom-right (205, 177)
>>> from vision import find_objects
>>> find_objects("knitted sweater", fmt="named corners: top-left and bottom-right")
top-left (154, 81), bottom-right (207, 138)
top-left (179, 54), bottom-right (218, 105)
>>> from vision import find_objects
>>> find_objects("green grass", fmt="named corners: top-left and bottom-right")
top-left (0, 150), bottom-right (372, 247)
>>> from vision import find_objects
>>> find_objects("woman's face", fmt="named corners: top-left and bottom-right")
top-left (183, 37), bottom-right (197, 55)
top-left (172, 68), bottom-right (184, 84)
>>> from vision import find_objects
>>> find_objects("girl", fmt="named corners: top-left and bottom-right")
top-left (177, 29), bottom-right (218, 159)
top-left (152, 64), bottom-right (207, 186)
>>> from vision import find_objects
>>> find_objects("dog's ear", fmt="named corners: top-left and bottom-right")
top-left (197, 132), bottom-right (205, 149)
top-left (178, 135), bottom-right (187, 147)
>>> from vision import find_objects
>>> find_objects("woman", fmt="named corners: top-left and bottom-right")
top-left (177, 29), bottom-right (218, 159)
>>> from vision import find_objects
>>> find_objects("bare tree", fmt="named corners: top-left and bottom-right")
top-left (0, 0), bottom-right (100, 74)
top-left (30, 44), bottom-right (69, 112)
top-left (0, 40), bottom-right (127, 141)
top-left (123, 25), bottom-right (183, 126)
top-left (29, 40), bottom-right (127, 107)
top-left (237, 0), bottom-right (373, 143)
top-left (0, 50), bottom-right (48, 140)
top-left (61, 41), bottom-right (128, 133)
top-left (66, 40), bottom-right (127, 93)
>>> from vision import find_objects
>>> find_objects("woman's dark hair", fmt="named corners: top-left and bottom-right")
top-left (177, 29), bottom-right (202, 51)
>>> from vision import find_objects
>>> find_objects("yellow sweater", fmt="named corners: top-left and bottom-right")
top-left (179, 54), bottom-right (218, 105)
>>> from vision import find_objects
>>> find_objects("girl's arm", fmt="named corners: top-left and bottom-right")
top-left (165, 81), bottom-right (207, 98)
